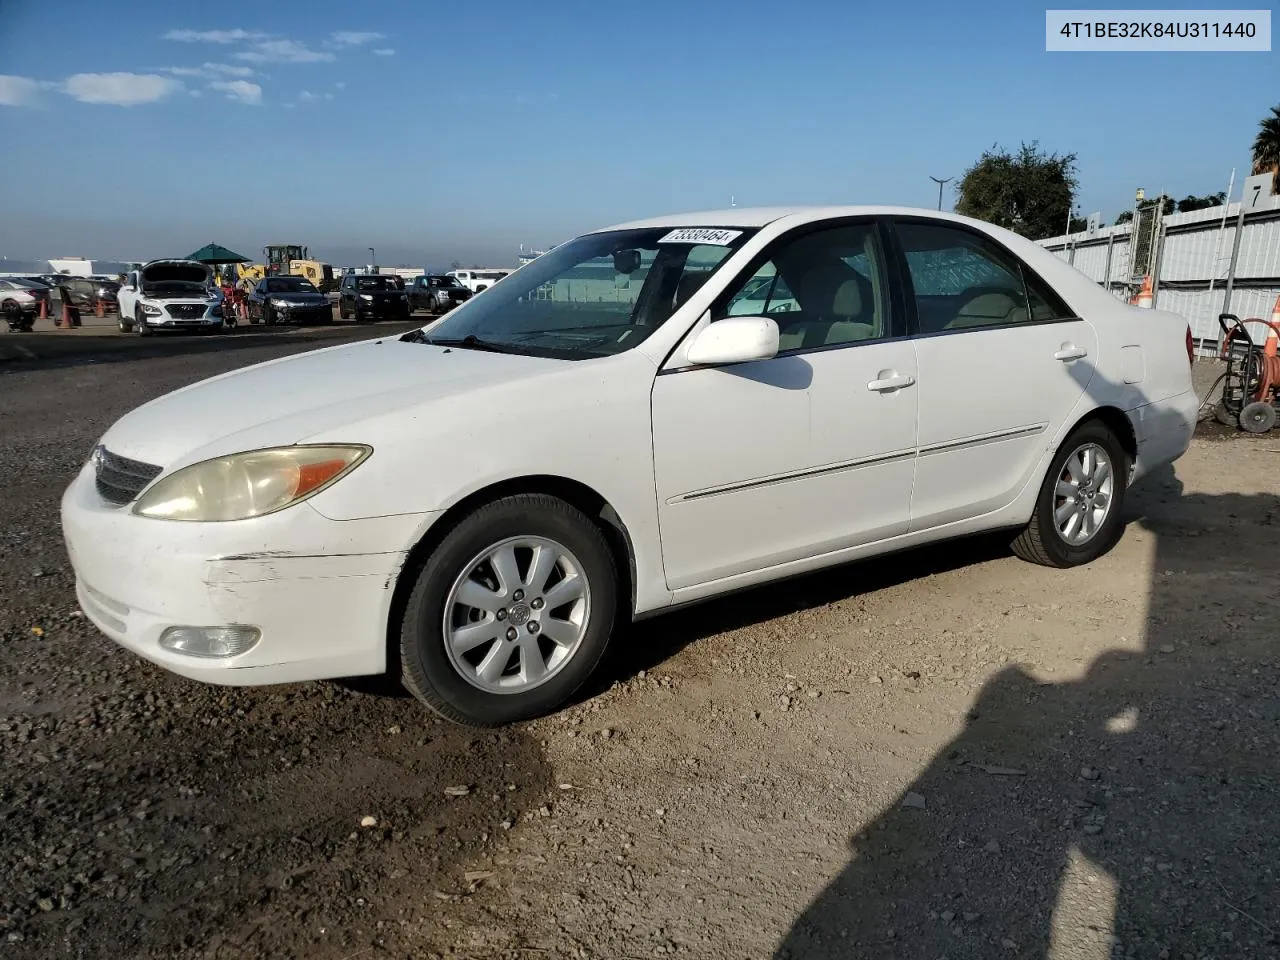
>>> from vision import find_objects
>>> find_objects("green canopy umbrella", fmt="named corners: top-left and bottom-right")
top-left (186, 243), bottom-right (251, 265)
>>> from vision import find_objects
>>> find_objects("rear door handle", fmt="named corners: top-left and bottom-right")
top-left (1054, 344), bottom-right (1088, 361)
top-left (867, 373), bottom-right (915, 392)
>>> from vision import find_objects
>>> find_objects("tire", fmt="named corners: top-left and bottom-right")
top-left (118, 316), bottom-right (132, 333)
top-left (426, 296), bottom-right (438, 315)
top-left (1214, 398), bottom-right (1238, 426)
top-left (1239, 401), bottom-right (1277, 434)
top-left (399, 494), bottom-right (618, 726)
top-left (339, 299), bottom-right (350, 320)
top-left (263, 305), bottom-right (275, 326)
top-left (1011, 418), bottom-right (1128, 568)
top-left (2, 300), bottom-right (21, 331)
top-left (134, 307), bottom-right (151, 337)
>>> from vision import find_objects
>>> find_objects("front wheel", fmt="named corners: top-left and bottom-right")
top-left (399, 494), bottom-right (618, 726)
top-left (134, 307), bottom-right (151, 337)
top-left (1011, 419), bottom-right (1128, 568)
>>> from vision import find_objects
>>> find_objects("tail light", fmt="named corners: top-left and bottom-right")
top-left (1185, 326), bottom-right (1194, 366)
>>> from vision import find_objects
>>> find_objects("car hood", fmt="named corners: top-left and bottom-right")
top-left (98, 336), bottom-right (569, 468)
top-left (141, 260), bottom-right (212, 285)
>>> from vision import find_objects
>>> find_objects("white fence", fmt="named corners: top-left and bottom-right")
top-left (1038, 183), bottom-right (1280, 352)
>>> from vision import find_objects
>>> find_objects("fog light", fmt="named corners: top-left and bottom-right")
top-left (159, 626), bottom-right (260, 658)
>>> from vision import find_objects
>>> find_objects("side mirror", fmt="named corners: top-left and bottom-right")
top-left (685, 316), bottom-right (780, 366)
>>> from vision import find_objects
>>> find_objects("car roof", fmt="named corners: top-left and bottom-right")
top-left (594, 205), bottom-right (1009, 233)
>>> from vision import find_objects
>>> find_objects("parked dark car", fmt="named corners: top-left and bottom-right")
top-left (337, 273), bottom-right (410, 322)
top-left (406, 274), bottom-right (472, 315)
top-left (245, 275), bottom-right (332, 325)
top-left (53, 276), bottom-right (119, 313)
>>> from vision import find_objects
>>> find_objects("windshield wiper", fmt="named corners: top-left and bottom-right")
top-left (424, 334), bottom-right (527, 355)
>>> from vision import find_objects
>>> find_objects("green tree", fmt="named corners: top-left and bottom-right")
top-left (955, 141), bottom-right (1079, 240)
top-left (1114, 210), bottom-right (1134, 226)
top-left (1251, 103), bottom-right (1280, 193)
top-left (1176, 192), bottom-right (1227, 213)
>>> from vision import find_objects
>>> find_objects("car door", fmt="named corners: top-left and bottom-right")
top-left (651, 219), bottom-right (918, 591)
top-left (117, 273), bottom-right (137, 318)
top-left (888, 217), bottom-right (1099, 531)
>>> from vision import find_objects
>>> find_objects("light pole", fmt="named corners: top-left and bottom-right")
top-left (929, 176), bottom-right (953, 211)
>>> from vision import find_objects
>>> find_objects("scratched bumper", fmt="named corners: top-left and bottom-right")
top-left (60, 460), bottom-right (433, 685)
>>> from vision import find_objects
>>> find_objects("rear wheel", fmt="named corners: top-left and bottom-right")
top-left (1012, 419), bottom-right (1128, 568)
top-left (399, 494), bottom-right (618, 726)
top-left (2, 300), bottom-right (21, 332)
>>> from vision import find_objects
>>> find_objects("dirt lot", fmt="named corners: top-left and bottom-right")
top-left (0, 342), bottom-right (1277, 960)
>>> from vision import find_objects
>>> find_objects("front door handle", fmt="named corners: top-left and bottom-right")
top-left (1054, 344), bottom-right (1088, 362)
top-left (867, 373), bottom-right (915, 392)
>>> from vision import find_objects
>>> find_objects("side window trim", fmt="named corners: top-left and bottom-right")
top-left (703, 215), bottom-right (908, 355)
top-left (886, 216), bottom-right (1081, 339)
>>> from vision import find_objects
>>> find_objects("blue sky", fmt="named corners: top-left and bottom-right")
top-left (0, 0), bottom-right (1274, 268)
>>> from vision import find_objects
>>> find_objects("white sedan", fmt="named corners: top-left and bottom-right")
top-left (61, 206), bottom-right (1199, 726)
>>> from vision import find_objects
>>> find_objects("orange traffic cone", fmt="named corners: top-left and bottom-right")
top-left (1132, 275), bottom-right (1154, 308)
top-left (37, 298), bottom-right (47, 322)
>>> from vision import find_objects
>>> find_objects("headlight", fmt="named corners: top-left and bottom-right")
top-left (132, 444), bottom-right (372, 522)
top-left (359, 294), bottom-right (373, 300)
top-left (142, 303), bottom-right (162, 316)
top-left (271, 298), bottom-right (291, 308)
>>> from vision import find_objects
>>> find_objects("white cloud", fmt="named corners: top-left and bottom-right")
top-left (161, 62), bottom-right (256, 80)
top-left (234, 39), bottom-right (335, 64)
top-left (190, 89), bottom-right (203, 98)
top-left (206, 62), bottom-right (255, 77)
top-left (209, 80), bottom-right (263, 105)
top-left (334, 81), bottom-right (346, 89)
top-left (324, 92), bottom-right (334, 100)
top-left (372, 48), bottom-right (395, 56)
top-left (62, 72), bottom-right (183, 106)
top-left (0, 75), bottom-right (42, 106)
top-left (329, 31), bottom-right (384, 47)
top-left (299, 90), bottom-right (316, 101)
top-left (163, 28), bottom-right (266, 43)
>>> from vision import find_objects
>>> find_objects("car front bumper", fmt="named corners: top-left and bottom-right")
top-left (273, 304), bottom-right (332, 323)
top-left (60, 460), bottom-right (434, 686)
top-left (354, 299), bottom-right (410, 317)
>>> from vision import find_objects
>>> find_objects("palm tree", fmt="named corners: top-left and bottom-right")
top-left (1252, 104), bottom-right (1280, 193)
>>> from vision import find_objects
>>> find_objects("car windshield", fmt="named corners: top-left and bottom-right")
top-left (419, 226), bottom-right (755, 359)
top-left (266, 278), bottom-right (317, 293)
top-left (434, 276), bottom-right (459, 287)
top-left (355, 276), bottom-right (397, 290)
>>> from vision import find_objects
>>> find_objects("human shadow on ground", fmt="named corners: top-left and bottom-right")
top-left (772, 472), bottom-right (1280, 958)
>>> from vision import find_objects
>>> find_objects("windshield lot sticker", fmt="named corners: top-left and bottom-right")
top-left (658, 228), bottom-right (743, 245)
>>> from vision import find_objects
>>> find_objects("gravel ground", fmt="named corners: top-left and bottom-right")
top-left (1, 344), bottom-right (1277, 960)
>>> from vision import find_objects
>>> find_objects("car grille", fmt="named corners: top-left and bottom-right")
top-left (166, 303), bottom-right (206, 319)
top-left (94, 447), bottom-right (162, 506)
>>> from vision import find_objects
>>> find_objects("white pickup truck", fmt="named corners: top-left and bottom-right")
top-left (446, 267), bottom-right (512, 294)
top-left (117, 260), bottom-right (225, 335)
